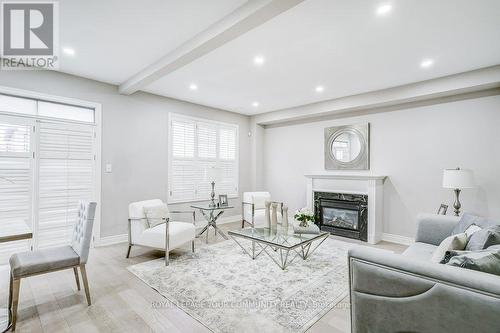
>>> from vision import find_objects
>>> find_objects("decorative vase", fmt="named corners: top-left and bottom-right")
top-left (265, 201), bottom-right (271, 229)
top-left (282, 206), bottom-right (289, 231)
top-left (270, 202), bottom-right (278, 231)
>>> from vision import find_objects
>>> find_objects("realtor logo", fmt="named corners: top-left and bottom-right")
top-left (1, 1), bottom-right (59, 70)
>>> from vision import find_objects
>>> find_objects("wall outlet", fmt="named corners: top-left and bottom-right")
top-left (105, 164), bottom-right (112, 173)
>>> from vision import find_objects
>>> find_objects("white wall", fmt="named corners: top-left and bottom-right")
top-left (0, 71), bottom-right (251, 239)
top-left (261, 95), bottom-right (500, 237)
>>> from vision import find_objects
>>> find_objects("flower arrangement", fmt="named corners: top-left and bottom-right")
top-left (294, 208), bottom-right (315, 227)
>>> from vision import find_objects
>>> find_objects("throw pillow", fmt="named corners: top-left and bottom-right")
top-left (431, 233), bottom-right (468, 263)
top-left (452, 213), bottom-right (496, 234)
top-left (144, 204), bottom-right (169, 228)
top-left (464, 224), bottom-right (482, 238)
top-left (446, 249), bottom-right (500, 276)
top-left (465, 225), bottom-right (500, 251)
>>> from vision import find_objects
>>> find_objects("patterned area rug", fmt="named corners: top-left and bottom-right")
top-left (128, 237), bottom-right (357, 333)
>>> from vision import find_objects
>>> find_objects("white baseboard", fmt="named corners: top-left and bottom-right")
top-left (381, 233), bottom-right (414, 246)
top-left (94, 215), bottom-right (242, 247)
top-left (95, 233), bottom-right (128, 247)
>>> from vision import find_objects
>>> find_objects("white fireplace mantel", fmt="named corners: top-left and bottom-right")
top-left (305, 174), bottom-right (387, 244)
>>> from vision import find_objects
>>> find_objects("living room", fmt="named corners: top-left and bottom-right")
top-left (0, 1), bottom-right (499, 332)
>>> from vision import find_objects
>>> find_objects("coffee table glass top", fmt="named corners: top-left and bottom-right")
top-left (190, 204), bottom-right (234, 211)
top-left (228, 227), bottom-right (329, 249)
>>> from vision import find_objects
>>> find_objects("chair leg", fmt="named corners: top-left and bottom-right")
top-left (165, 251), bottom-right (169, 266)
top-left (125, 244), bottom-right (132, 258)
top-left (191, 240), bottom-right (195, 253)
top-left (73, 267), bottom-right (81, 291)
top-left (79, 264), bottom-right (91, 306)
top-left (241, 219), bottom-right (245, 228)
top-left (8, 274), bottom-right (13, 311)
top-left (11, 277), bottom-right (20, 331)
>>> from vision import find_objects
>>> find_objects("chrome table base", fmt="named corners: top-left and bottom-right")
top-left (195, 209), bottom-right (228, 243)
top-left (229, 232), bottom-right (329, 270)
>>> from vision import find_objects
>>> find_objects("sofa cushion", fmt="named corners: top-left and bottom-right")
top-left (466, 225), bottom-right (500, 251)
top-left (431, 233), bottom-right (467, 263)
top-left (452, 212), bottom-right (497, 235)
top-left (446, 249), bottom-right (500, 276)
top-left (10, 246), bottom-right (80, 278)
top-left (135, 221), bottom-right (195, 250)
top-left (402, 242), bottom-right (437, 261)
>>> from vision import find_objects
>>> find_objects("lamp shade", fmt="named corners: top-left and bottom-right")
top-left (204, 166), bottom-right (221, 181)
top-left (442, 168), bottom-right (475, 189)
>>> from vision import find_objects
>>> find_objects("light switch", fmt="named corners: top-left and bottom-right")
top-left (105, 164), bottom-right (112, 173)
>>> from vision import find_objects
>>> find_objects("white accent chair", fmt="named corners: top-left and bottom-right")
top-left (126, 199), bottom-right (196, 266)
top-left (241, 192), bottom-right (283, 228)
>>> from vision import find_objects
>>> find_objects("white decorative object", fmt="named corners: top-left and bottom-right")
top-left (282, 206), bottom-right (289, 230)
top-left (305, 174), bottom-right (387, 244)
top-left (294, 207), bottom-right (315, 227)
top-left (271, 202), bottom-right (278, 231)
top-left (264, 200), bottom-right (271, 229)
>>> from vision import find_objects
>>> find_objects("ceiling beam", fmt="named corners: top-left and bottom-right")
top-left (119, 0), bottom-right (305, 95)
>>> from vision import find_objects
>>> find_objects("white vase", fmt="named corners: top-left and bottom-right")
top-left (264, 201), bottom-right (271, 229)
top-left (271, 202), bottom-right (278, 231)
top-left (282, 206), bottom-right (289, 231)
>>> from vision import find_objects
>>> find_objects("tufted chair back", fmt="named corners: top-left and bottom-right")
top-left (71, 201), bottom-right (97, 264)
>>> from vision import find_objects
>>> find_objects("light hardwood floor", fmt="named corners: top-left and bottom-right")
top-left (0, 222), bottom-right (406, 333)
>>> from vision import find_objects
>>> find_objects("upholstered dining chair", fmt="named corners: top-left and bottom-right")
top-left (241, 192), bottom-right (283, 228)
top-left (126, 199), bottom-right (196, 266)
top-left (9, 201), bottom-right (97, 331)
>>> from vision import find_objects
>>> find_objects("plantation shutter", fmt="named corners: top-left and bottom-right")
top-left (169, 115), bottom-right (238, 203)
top-left (0, 116), bottom-right (34, 262)
top-left (37, 121), bottom-right (95, 248)
top-left (170, 119), bottom-right (196, 201)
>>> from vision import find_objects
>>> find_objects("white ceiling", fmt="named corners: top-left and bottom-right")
top-left (58, 0), bottom-right (500, 115)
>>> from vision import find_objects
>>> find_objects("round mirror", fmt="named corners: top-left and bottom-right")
top-left (330, 131), bottom-right (362, 163)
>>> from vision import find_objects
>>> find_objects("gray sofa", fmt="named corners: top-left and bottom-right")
top-left (348, 214), bottom-right (500, 333)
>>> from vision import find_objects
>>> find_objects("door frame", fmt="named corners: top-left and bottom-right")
top-left (0, 85), bottom-right (102, 247)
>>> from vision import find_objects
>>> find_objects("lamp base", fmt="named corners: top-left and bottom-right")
top-left (209, 181), bottom-right (216, 208)
top-left (453, 188), bottom-right (462, 216)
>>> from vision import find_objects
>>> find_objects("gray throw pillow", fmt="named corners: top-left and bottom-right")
top-left (452, 212), bottom-right (496, 235)
top-left (466, 225), bottom-right (500, 251)
top-left (446, 250), bottom-right (500, 276)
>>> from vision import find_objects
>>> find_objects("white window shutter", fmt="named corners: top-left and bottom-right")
top-left (0, 117), bottom-right (33, 262)
top-left (169, 114), bottom-right (238, 203)
top-left (37, 121), bottom-right (95, 249)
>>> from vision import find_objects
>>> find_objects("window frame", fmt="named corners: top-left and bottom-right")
top-left (167, 112), bottom-right (239, 204)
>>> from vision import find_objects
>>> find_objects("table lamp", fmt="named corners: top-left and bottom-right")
top-left (205, 166), bottom-right (221, 208)
top-left (442, 167), bottom-right (475, 216)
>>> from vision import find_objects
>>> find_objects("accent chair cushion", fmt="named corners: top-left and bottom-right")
top-left (134, 221), bottom-right (195, 250)
top-left (431, 233), bottom-right (467, 263)
top-left (10, 246), bottom-right (80, 278)
top-left (144, 203), bottom-right (169, 228)
top-left (466, 225), bottom-right (500, 251)
top-left (252, 193), bottom-right (271, 210)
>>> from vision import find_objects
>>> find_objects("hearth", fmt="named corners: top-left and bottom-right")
top-left (314, 191), bottom-right (368, 241)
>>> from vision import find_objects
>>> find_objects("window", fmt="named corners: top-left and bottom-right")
top-left (0, 93), bottom-right (98, 263)
top-left (168, 114), bottom-right (238, 203)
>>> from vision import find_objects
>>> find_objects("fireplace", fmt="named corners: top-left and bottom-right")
top-left (314, 191), bottom-right (368, 241)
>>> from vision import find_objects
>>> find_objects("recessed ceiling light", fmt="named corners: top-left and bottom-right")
top-left (252, 101), bottom-right (260, 107)
top-left (315, 85), bottom-right (325, 93)
top-left (63, 47), bottom-right (75, 56)
top-left (376, 3), bottom-right (392, 16)
top-left (189, 84), bottom-right (198, 91)
top-left (420, 59), bottom-right (434, 68)
top-left (253, 56), bottom-right (265, 66)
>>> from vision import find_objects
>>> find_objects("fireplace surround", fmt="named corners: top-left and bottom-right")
top-left (314, 191), bottom-right (368, 241)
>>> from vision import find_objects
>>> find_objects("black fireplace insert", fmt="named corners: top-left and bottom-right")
top-left (314, 191), bottom-right (368, 241)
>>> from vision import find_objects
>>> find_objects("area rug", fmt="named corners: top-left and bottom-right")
top-left (127, 237), bottom-right (358, 333)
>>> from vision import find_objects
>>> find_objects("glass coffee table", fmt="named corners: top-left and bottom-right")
top-left (228, 227), bottom-right (329, 270)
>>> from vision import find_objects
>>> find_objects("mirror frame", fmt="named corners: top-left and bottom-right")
top-left (324, 123), bottom-right (370, 170)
